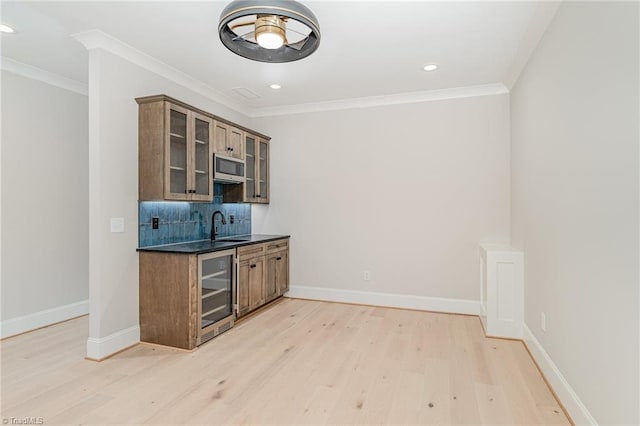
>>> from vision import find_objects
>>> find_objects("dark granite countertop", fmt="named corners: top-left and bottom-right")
top-left (136, 234), bottom-right (290, 255)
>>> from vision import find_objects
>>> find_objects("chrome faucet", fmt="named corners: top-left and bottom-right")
top-left (210, 210), bottom-right (227, 240)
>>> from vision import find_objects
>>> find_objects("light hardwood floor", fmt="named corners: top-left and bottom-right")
top-left (1, 298), bottom-right (570, 425)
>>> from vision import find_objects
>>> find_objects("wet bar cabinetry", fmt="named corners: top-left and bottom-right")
top-left (137, 100), bottom-right (214, 201)
top-left (138, 236), bottom-right (290, 350)
top-left (223, 133), bottom-right (270, 204)
top-left (136, 95), bottom-right (270, 202)
top-left (213, 121), bottom-right (244, 160)
top-left (139, 249), bottom-right (235, 349)
top-left (237, 239), bottom-right (289, 318)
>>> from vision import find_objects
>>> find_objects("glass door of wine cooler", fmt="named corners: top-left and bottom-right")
top-left (198, 249), bottom-right (235, 344)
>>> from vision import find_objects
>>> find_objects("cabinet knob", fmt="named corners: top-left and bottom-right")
top-left (250, 264), bottom-right (257, 269)
top-left (276, 257), bottom-right (282, 261)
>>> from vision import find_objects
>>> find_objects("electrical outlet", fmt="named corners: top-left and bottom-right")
top-left (229, 215), bottom-right (235, 224)
top-left (152, 217), bottom-right (159, 230)
top-left (363, 270), bottom-right (371, 281)
top-left (541, 312), bottom-right (546, 332)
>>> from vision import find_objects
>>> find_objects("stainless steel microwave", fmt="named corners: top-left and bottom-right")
top-left (213, 154), bottom-right (244, 184)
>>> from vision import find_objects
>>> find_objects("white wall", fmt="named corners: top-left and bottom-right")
top-left (511, 2), bottom-right (639, 424)
top-left (252, 94), bottom-right (510, 306)
top-left (85, 48), bottom-right (250, 356)
top-left (1, 71), bottom-right (89, 332)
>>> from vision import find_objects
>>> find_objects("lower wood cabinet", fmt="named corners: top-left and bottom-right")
top-left (139, 249), bottom-right (235, 350)
top-left (139, 238), bottom-right (290, 349)
top-left (139, 252), bottom-right (199, 350)
top-left (266, 250), bottom-right (289, 301)
top-left (238, 256), bottom-right (265, 316)
top-left (236, 238), bottom-right (289, 318)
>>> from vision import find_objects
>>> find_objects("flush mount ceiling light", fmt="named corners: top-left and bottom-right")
top-left (269, 84), bottom-right (282, 89)
top-left (218, 0), bottom-right (321, 63)
top-left (423, 64), bottom-right (439, 72)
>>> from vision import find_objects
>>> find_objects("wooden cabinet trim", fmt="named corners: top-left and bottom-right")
top-left (138, 101), bottom-right (165, 200)
top-left (238, 243), bottom-right (265, 259)
top-left (266, 239), bottom-right (288, 254)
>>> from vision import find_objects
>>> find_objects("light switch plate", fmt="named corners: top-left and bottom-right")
top-left (110, 217), bottom-right (125, 233)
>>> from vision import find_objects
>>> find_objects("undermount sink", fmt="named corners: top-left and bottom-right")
top-left (217, 237), bottom-right (252, 242)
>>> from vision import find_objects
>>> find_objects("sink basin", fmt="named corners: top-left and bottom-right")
top-left (217, 237), bottom-right (252, 242)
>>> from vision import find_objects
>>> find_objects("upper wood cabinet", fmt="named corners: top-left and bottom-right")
top-left (224, 134), bottom-right (270, 204)
top-left (138, 100), bottom-right (214, 202)
top-left (137, 95), bottom-right (271, 203)
top-left (213, 121), bottom-right (244, 160)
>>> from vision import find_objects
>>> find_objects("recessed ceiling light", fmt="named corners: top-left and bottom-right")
top-left (269, 84), bottom-right (282, 90)
top-left (0, 24), bottom-right (15, 34)
top-left (423, 64), bottom-right (439, 72)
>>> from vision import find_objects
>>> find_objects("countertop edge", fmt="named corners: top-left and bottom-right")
top-left (136, 235), bottom-right (290, 255)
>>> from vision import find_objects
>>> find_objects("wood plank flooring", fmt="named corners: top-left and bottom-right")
top-left (1, 298), bottom-right (570, 425)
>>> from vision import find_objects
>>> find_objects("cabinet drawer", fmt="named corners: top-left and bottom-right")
top-left (238, 243), bottom-right (265, 259)
top-left (266, 239), bottom-right (289, 254)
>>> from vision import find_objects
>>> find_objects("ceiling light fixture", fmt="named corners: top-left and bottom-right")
top-left (218, 0), bottom-right (321, 63)
top-left (256, 15), bottom-right (285, 50)
top-left (423, 64), bottom-right (439, 72)
top-left (269, 84), bottom-right (282, 90)
top-left (0, 24), bottom-right (15, 34)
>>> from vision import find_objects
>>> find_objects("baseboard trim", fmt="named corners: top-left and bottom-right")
top-left (86, 325), bottom-right (140, 361)
top-left (0, 300), bottom-right (89, 339)
top-left (523, 324), bottom-right (597, 425)
top-left (285, 285), bottom-right (480, 316)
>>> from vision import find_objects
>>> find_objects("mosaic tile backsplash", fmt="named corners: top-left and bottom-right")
top-left (139, 184), bottom-right (251, 247)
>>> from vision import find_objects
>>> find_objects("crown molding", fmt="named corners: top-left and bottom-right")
top-left (249, 83), bottom-right (509, 118)
top-left (503, 2), bottom-right (561, 90)
top-left (71, 29), bottom-right (251, 116)
top-left (10, 29), bottom-right (512, 119)
top-left (0, 56), bottom-right (88, 96)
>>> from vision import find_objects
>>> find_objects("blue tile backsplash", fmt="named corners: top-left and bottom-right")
top-left (138, 184), bottom-right (251, 247)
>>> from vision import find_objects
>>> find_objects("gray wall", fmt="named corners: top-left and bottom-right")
top-left (252, 93), bottom-right (511, 302)
top-left (510, 2), bottom-right (639, 424)
top-left (1, 71), bottom-right (89, 321)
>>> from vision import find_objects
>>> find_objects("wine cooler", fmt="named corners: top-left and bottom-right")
top-left (198, 248), bottom-right (235, 345)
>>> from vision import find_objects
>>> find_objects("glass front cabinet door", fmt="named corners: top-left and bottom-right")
top-left (166, 104), bottom-right (190, 200)
top-left (243, 134), bottom-right (269, 204)
top-left (191, 112), bottom-right (213, 201)
top-left (164, 103), bottom-right (214, 202)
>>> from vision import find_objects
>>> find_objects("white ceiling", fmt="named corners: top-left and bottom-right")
top-left (1, 1), bottom-right (552, 111)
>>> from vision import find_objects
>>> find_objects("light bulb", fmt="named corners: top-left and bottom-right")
top-left (257, 32), bottom-right (284, 49)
